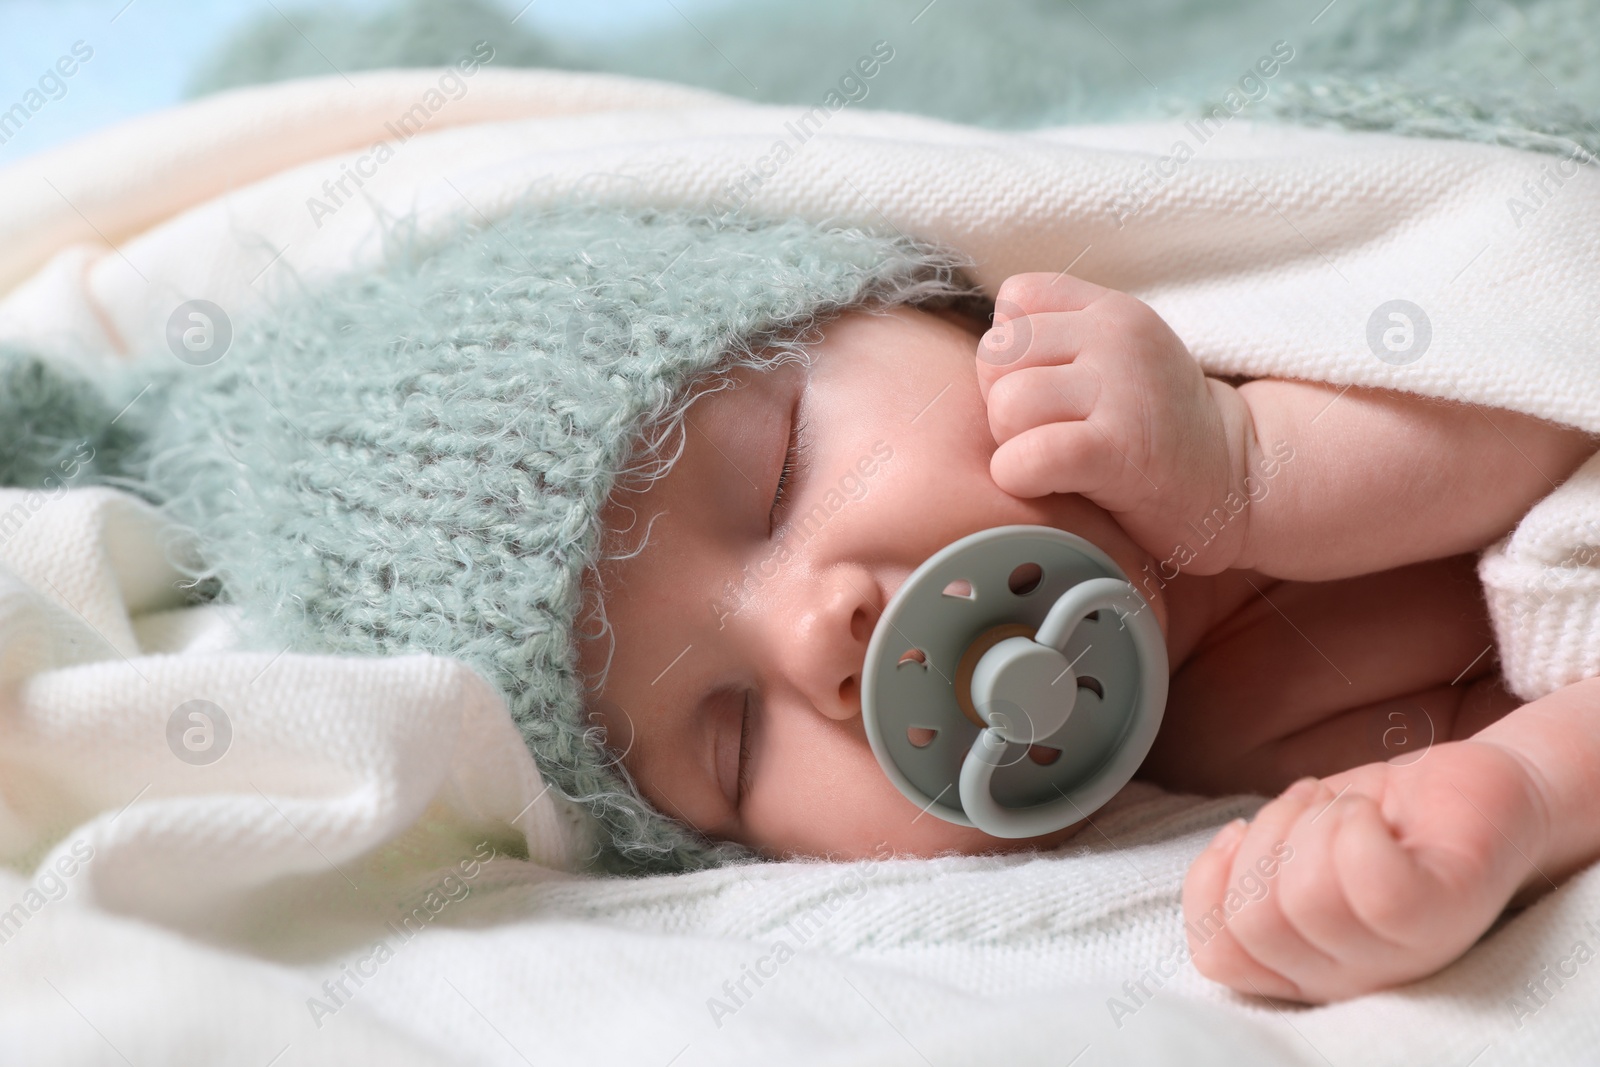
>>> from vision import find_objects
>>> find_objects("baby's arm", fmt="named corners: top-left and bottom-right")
top-left (979, 274), bottom-right (1597, 582)
top-left (1217, 379), bottom-right (1596, 580)
top-left (1184, 673), bottom-right (1600, 1002)
top-left (978, 272), bottom-right (1600, 1001)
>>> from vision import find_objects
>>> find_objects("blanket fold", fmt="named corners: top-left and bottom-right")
top-left (0, 486), bottom-right (583, 938)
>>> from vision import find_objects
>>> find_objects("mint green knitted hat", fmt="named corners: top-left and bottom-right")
top-left (82, 201), bottom-right (975, 873)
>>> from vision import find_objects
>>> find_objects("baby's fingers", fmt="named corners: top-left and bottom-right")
top-left (975, 311), bottom-right (1094, 400)
top-left (1336, 792), bottom-right (1446, 949)
top-left (1193, 779), bottom-right (1335, 997)
top-left (1271, 794), bottom-right (1413, 1001)
top-left (993, 272), bottom-right (1113, 321)
top-left (989, 419), bottom-right (1126, 499)
top-left (1183, 816), bottom-right (1301, 1001)
top-left (985, 364), bottom-right (1101, 445)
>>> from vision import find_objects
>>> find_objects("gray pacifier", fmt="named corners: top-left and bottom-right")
top-left (860, 525), bottom-right (1168, 837)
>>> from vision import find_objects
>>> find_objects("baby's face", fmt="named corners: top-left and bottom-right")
top-left (577, 305), bottom-right (1165, 859)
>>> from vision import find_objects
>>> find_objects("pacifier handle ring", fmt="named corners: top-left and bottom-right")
top-left (957, 577), bottom-right (1168, 839)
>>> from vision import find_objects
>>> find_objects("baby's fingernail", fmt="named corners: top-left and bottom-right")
top-left (1208, 818), bottom-right (1248, 852)
top-left (1285, 777), bottom-right (1319, 801)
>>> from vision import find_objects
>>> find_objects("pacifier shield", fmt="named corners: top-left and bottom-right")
top-left (861, 525), bottom-right (1168, 832)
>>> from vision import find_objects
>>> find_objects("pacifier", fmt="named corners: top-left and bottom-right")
top-left (860, 525), bottom-right (1168, 838)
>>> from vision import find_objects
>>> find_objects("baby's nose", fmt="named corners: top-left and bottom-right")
top-left (780, 564), bottom-right (881, 721)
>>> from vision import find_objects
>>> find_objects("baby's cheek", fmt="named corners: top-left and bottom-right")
top-left (735, 742), bottom-right (899, 858)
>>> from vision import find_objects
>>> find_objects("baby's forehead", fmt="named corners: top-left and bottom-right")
top-left (738, 299), bottom-right (991, 411)
top-left (603, 297), bottom-right (989, 500)
top-left (796, 302), bottom-right (991, 376)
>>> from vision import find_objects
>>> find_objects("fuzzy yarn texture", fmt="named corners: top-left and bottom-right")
top-left (96, 203), bottom-right (972, 873)
top-left (193, 0), bottom-right (1600, 165)
top-left (0, 348), bottom-right (137, 490)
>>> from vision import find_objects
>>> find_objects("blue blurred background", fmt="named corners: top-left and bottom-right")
top-left (0, 0), bottom-right (696, 160)
top-left (3, 0), bottom-right (1596, 167)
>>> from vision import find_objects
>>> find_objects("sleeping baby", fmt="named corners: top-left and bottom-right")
top-left (574, 270), bottom-right (1600, 1004)
top-left (22, 204), bottom-right (1591, 1010)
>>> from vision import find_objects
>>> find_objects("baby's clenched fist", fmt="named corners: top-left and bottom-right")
top-left (1182, 742), bottom-right (1548, 1003)
top-left (977, 273), bottom-right (1256, 574)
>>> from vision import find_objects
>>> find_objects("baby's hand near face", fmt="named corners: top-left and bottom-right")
top-left (977, 273), bottom-right (1251, 572)
top-left (1182, 741), bottom-right (1548, 1003)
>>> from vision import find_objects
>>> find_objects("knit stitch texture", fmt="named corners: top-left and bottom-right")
top-left (87, 203), bottom-right (974, 873)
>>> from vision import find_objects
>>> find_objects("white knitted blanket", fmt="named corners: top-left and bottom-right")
top-left (1, 69), bottom-right (1598, 1065)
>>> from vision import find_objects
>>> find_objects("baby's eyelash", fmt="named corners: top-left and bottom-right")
top-left (773, 452), bottom-right (796, 510)
top-left (737, 691), bottom-right (753, 803)
top-left (769, 407), bottom-right (802, 531)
